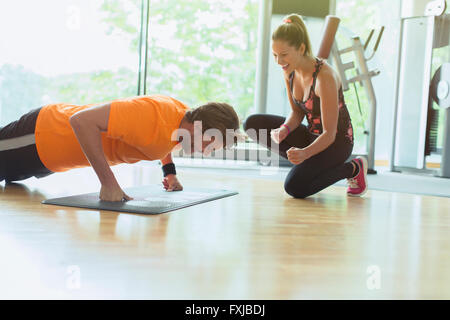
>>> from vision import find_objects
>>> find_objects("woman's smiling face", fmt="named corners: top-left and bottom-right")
top-left (272, 39), bottom-right (304, 75)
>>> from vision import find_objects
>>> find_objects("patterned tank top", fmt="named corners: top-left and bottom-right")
top-left (289, 58), bottom-right (354, 144)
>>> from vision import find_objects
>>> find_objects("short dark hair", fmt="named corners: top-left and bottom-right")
top-left (184, 102), bottom-right (241, 148)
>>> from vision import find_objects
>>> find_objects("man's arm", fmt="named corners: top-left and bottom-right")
top-left (69, 103), bottom-right (132, 201)
top-left (160, 153), bottom-right (174, 166)
top-left (160, 153), bottom-right (183, 191)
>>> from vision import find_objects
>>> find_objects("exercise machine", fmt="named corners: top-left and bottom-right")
top-left (390, 0), bottom-right (450, 177)
top-left (318, 16), bottom-right (384, 174)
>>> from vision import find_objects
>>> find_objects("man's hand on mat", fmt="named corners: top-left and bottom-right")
top-left (270, 126), bottom-right (289, 144)
top-left (162, 174), bottom-right (183, 192)
top-left (287, 147), bottom-right (309, 165)
top-left (100, 184), bottom-right (133, 202)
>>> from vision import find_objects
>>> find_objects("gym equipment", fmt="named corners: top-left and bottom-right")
top-left (317, 15), bottom-right (341, 59)
top-left (42, 185), bottom-right (238, 215)
top-left (390, 0), bottom-right (450, 177)
top-left (318, 16), bottom-right (384, 174)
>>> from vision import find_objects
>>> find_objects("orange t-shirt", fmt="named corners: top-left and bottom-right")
top-left (35, 94), bottom-right (189, 172)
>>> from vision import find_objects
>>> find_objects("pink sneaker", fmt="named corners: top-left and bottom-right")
top-left (347, 157), bottom-right (368, 197)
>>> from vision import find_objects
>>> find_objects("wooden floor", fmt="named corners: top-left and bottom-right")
top-left (1, 163), bottom-right (449, 299)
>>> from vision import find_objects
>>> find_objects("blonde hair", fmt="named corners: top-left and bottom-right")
top-left (184, 102), bottom-right (243, 149)
top-left (272, 14), bottom-right (313, 57)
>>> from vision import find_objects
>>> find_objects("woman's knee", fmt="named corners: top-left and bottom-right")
top-left (243, 114), bottom-right (266, 143)
top-left (284, 177), bottom-right (310, 199)
top-left (243, 114), bottom-right (263, 132)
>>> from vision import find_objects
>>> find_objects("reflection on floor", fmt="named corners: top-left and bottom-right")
top-left (174, 158), bottom-right (450, 198)
top-left (1, 163), bottom-right (449, 299)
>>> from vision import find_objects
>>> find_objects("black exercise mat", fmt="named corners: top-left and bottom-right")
top-left (42, 185), bottom-right (238, 214)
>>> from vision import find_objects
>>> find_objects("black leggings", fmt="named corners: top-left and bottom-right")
top-left (244, 114), bottom-right (354, 198)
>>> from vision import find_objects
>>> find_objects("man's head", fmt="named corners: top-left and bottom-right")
top-left (177, 102), bottom-right (242, 155)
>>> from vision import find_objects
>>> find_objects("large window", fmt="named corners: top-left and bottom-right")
top-left (0, 0), bottom-right (259, 126)
top-left (7, 1), bottom-right (432, 165)
top-left (0, 0), bottom-right (140, 126)
top-left (144, 0), bottom-right (259, 119)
